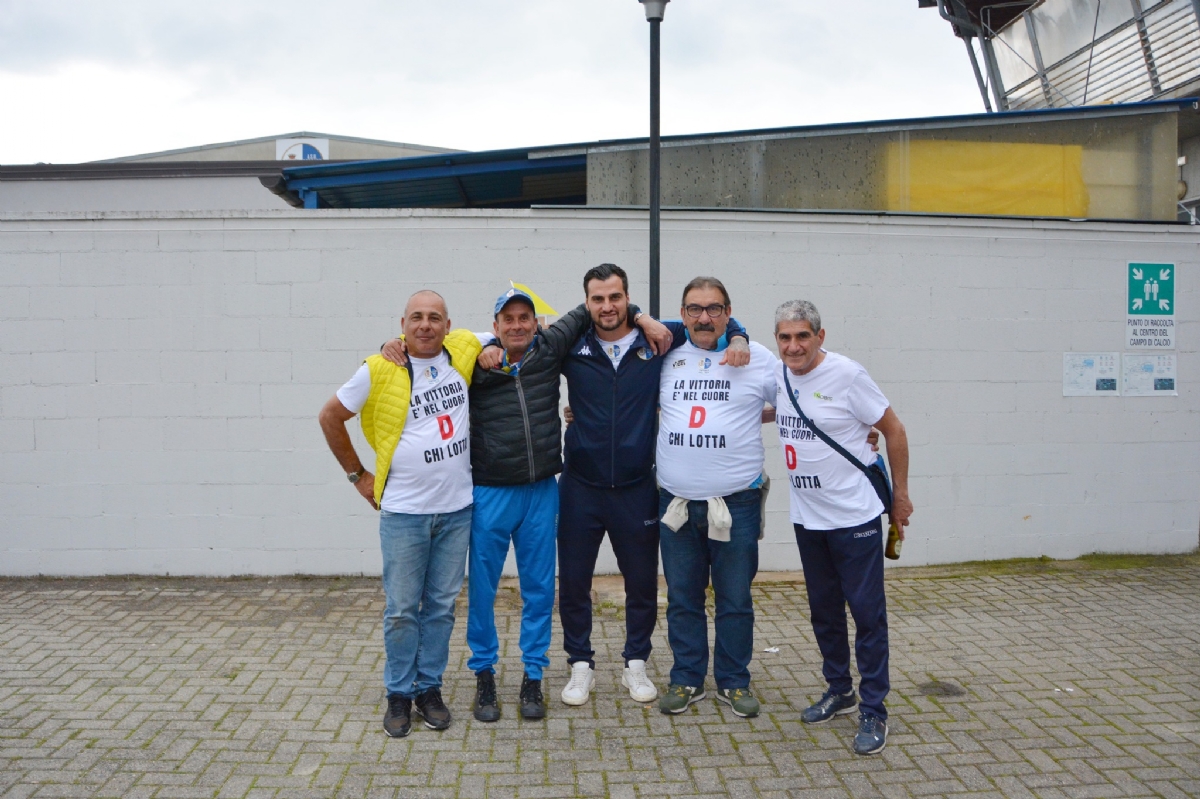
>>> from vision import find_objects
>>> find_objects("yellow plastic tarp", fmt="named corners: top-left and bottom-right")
top-left (885, 140), bottom-right (1089, 218)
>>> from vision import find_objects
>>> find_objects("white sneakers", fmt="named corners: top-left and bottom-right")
top-left (561, 660), bottom-right (659, 705)
top-left (622, 659), bottom-right (658, 702)
top-left (560, 661), bottom-right (595, 705)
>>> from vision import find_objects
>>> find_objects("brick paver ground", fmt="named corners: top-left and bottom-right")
top-left (1, 555), bottom-right (1198, 799)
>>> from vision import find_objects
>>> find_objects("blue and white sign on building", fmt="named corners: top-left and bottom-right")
top-left (276, 138), bottom-right (329, 161)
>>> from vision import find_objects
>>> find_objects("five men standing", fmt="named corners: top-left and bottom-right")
top-left (318, 273), bottom-right (912, 758)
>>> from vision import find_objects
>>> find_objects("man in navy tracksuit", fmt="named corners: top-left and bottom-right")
top-left (556, 264), bottom-right (749, 706)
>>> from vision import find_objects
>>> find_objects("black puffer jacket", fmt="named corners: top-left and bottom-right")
top-left (469, 304), bottom-right (592, 487)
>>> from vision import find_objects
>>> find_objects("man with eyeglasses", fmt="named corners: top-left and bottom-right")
top-left (653, 277), bottom-right (778, 719)
top-left (557, 265), bottom-right (752, 708)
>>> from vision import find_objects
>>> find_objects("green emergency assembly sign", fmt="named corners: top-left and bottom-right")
top-left (1126, 262), bottom-right (1175, 350)
top-left (1128, 263), bottom-right (1173, 315)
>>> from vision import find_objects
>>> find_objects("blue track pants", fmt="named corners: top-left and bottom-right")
top-left (466, 477), bottom-right (558, 680)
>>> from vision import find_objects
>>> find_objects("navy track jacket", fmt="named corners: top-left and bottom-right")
top-left (561, 317), bottom-right (747, 489)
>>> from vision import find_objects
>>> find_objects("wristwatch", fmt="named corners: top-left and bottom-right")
top-left (347, 468), bottom-right (364, 484)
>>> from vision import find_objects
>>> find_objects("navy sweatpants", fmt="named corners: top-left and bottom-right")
top-left (557, 473), bottom-right (660, 667)
top-left (793, 516), bottom-right (890, 719)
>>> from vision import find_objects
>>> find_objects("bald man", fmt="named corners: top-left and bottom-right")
top-left (319, 290), bottom-right (484, 739)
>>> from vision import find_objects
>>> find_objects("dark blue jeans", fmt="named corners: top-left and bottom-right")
top-left (793, 517), bottom-right (889, 719)
top-left (659, 487), bottom-right (761, 689)
top-left (558, 473), bottom-right (660, 668)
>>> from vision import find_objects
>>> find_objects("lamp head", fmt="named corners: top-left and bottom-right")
top-left (640, 0), bottom-right (669, 21)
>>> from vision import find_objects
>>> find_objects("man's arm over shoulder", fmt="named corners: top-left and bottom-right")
top-left (539, 303), bottom-right (592, 361)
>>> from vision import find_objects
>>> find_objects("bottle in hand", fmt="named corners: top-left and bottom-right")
top-left (885, 521), bottom-right (902, 560)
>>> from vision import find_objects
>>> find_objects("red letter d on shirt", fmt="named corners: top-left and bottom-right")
top-left (437, 414), bottom-right (454, 440)
top-left (785, 444), bottom-right (797, 470)
top-left (688, 406), bottom-right (706, 428)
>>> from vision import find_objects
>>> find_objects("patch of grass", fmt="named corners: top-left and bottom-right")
top-left (900, 550), bottom-right (1200, 581)
top-left (1075, 551), bottom-right (1200, 569)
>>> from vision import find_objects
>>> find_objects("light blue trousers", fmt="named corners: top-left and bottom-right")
top-left (378, 506), bottom-right (471, 697)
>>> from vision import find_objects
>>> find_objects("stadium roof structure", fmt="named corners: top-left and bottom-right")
top-left (267, 98), bottom-right (1200, 214)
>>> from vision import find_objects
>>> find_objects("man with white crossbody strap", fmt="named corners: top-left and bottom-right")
top-left (772, 299), bottom-right (913, 756)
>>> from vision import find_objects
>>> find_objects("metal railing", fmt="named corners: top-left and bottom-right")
top-left (996, 0), bottom-right (1200, 110)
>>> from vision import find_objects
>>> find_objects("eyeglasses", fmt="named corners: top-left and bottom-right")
top-left (684, 303), bottom-right (727, 318)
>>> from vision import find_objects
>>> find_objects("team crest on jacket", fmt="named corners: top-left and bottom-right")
top-left (637, 347), bottom-right (653, 360)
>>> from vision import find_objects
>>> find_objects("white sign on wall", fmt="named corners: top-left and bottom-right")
top-left (1063, 353), bottom-right (1120, 396)
top-left (1126, 262), bottom-right (1175, 349)
top-left (276, 138), bottom-right (330, 161)
top-left (1122, 354), bottom-right (1177, 397)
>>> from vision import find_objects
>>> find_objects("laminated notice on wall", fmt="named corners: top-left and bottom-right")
top-left (1122, 354), bottom-right (1177, 397)
top-left (1063, 353), bottom-right (1120, 396)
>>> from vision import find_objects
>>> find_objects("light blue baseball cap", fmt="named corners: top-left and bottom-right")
top-left (494, 287), bottom-right (536, 317)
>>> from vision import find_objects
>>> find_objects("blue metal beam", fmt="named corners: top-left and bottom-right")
top-left (284, 155), bottom-right (585, 193)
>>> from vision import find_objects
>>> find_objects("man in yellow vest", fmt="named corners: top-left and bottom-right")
top-left (318, 290), bottom-right (483, 739)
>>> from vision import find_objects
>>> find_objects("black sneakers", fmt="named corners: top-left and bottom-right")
top-left (473, 671), bottom-right (501, 722)
top-left (413, 687), bottom-right (452, 730)
top-left (519, 673), bottom-right (546, 720)
top-left (800, 690), bottom-right (858, 724)
top-left (383, 693), bottom-right (412, 738)
top-left (853, 712), bottom-right (888, 755)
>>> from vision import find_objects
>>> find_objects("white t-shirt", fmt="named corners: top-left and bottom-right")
top-left (656, 341), bottom-right (778, 499)
top-left (336, 352), bottom-right (473, 515)
top-left (773, 351), bottom-right (890, 530)
top-left (599, 329), bottom-right (640, 369)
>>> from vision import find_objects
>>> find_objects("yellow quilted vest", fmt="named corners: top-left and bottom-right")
top-left (360, 329), bottom-right (482, 507)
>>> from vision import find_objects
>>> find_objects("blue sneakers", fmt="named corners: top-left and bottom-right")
top-left (800, 690), bottom-right (858, 724)
top-left (853, 712), bottom-right (888, 755)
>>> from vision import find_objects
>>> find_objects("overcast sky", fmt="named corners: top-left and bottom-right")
top-left (0, 0), bottom-right (985, 165)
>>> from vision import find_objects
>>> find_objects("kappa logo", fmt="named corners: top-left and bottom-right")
top-left (578, 345), bottom-right (592, 356)
top-left (424, 366), bottom-right (439, 381)
top-left (671, 358), bottom-right (687, 368)
top-left (638, 348), bottom-right (653, 360)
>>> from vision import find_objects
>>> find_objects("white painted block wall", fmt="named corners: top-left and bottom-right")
top-left (1, 208), bottom-right (1197, 575)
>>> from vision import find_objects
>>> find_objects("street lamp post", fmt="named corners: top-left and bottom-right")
top-left (640, 0), bottom-right (668, 318)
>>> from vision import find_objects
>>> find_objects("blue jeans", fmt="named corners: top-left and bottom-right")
top-left (658, 487), bottom-right (761, 689)
top-left (793, 517), bottom-right (889, 719)
top-left (378, 506), bottom-right (471, 698)
top-left (467, 478), bottom-right (558, 680)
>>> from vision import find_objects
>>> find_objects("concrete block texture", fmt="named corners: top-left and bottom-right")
top-left (0, 209), bottom-right (1197, 575)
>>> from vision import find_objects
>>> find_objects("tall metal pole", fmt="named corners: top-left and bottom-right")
top-left (648, 16), bottom-right (661, 319)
